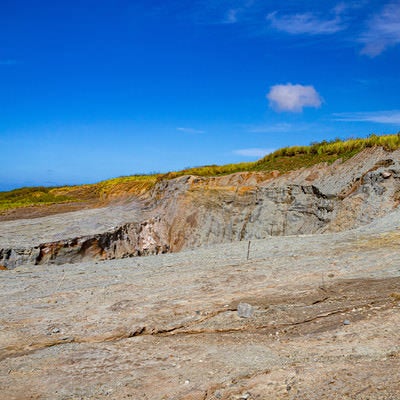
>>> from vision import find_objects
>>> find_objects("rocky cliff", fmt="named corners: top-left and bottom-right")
top-left (1, 147), bottom-right (400, 268)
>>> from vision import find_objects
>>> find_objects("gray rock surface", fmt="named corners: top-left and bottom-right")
top-left (0, 213), bottom-right (399, 399)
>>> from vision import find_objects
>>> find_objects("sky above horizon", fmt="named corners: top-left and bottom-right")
top-left (1, 0), bottom-right (400, 191)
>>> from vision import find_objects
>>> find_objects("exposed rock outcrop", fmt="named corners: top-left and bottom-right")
top-left (1, 216), bottom-right (400, 399)
top-left (1, 147), bottom-right (400, 268)
top-left (0, 218), bottom-right (170, 268)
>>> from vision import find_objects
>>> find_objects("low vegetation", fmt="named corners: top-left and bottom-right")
top-left (161, 133), bottom-right (400, 178)
top-left (158, 161), bottom-right (254, 180)
top-left (2, 133), bottom-right (400, 211)
top-left (0, 175), bottom-right (158, 212)
top-left (0, 187), bottom-right (75, 211)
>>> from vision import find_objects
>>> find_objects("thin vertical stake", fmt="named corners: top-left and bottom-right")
top-left (247, 240), bottom-right (251, 260)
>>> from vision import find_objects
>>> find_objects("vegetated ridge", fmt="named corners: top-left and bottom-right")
top-left (1, 133), bottom-right (400, 216)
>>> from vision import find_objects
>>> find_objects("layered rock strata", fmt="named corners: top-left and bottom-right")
top-left (1, 147), bottom-right (400, 268)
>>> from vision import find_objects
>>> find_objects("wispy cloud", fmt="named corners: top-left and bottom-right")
top-left (234, 148), bottom-right (275, 157)
top-left (248, 122), bottom-right (293, 133)
top-left (220, 1), bottom-right (256, 24)
top-left (266, 9), bottom-right (345, 35)
top-left (177, 127), bottom-right (205, 134)
top-left (223, 8), bottom-right (239, 24)
top-left (359, 1), bottom-right (400, 57)
top-left (334, 110), bottom-right (400, 124)
top-left (247, 122), bottom-right (323, 134)
top-left (267, 83), bottom-right (322, 113)
top-left (0, 59), bottom-right (17, 66)
top-left (167, 0), bottom-right (258, 25)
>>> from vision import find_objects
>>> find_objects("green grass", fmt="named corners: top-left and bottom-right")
top-left (252, 133), bottom-right (400, 172)
top-left (2, 133), bottom-right (400, 211)
top-left (0, 175), bottom-right (159, 212)
top-left (161, 133), bottom-right (400, 178)
top-left (0, 187), bottom-right (76, 211)
top-left (158, 161), bottom-right (255, 180)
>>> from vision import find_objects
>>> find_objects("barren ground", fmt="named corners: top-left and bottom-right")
top-left (1, 210), bottom-right (400, 399)
top-left (0, 202), bottom-right (98, 223)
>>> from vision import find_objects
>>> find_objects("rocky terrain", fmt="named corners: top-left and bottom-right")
top-left (1, 147), bottom-right (400, 269)
top-left (0, 146), bottom-right (400, 399)
top-left (1, 210), bottom-right (400, 399)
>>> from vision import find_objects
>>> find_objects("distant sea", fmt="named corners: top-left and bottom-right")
top-left (0, 184), bottom-right (15, 192)
top-left (0, 182), bottom-right (59, 192)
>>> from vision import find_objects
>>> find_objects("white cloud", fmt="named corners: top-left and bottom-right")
top-left (234, 148), bottom-right (275, 157)
top-left (334, 110), bottom-right (400, 124)
top-left (267, 83), bottom-right (322, 113)
top-left (360, 2), bottom-right (400, 57)
top-left (266, 10), bottom-right (345, 35)
top-left (177, 127), bottom-right (205, 134)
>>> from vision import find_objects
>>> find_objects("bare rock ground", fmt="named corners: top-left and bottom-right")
top-left (0, 202), bottom-right (146, 248)
top-left (1, 209), bottom-right (400, 399)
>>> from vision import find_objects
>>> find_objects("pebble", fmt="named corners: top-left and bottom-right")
top-left (237, 302), bottom-right (254, 318)
top-left (52, 328), bottom-right (60, 334)
top-left (343, 319), bottom-right (351, 325)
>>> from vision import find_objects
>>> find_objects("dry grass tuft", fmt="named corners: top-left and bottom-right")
top-left (390, 292), bottom-right (400, 301)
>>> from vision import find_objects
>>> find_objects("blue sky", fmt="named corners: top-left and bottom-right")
top-left (1, 0), bottom-right (400, 190)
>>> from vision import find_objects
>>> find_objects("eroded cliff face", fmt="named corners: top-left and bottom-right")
top-left (145, 147), bottom-right (400, 251)
top-left (158, 179), bottom-right (337, 250)
top-left (1, 147), bottom-right (400, 268)
top-left (0, 218), bottom-right (170, 268)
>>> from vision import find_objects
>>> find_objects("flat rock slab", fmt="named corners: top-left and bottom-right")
top-left (0, 204), bottom-right (144, 248)
top-left (1, 226), bottom-right (400, 399)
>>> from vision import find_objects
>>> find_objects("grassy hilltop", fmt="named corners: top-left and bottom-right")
top-left (1, 133), bottom-right (400, 212)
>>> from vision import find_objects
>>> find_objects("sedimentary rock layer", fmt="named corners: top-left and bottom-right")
top-left (1, 147), bottom-right (400, 268)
